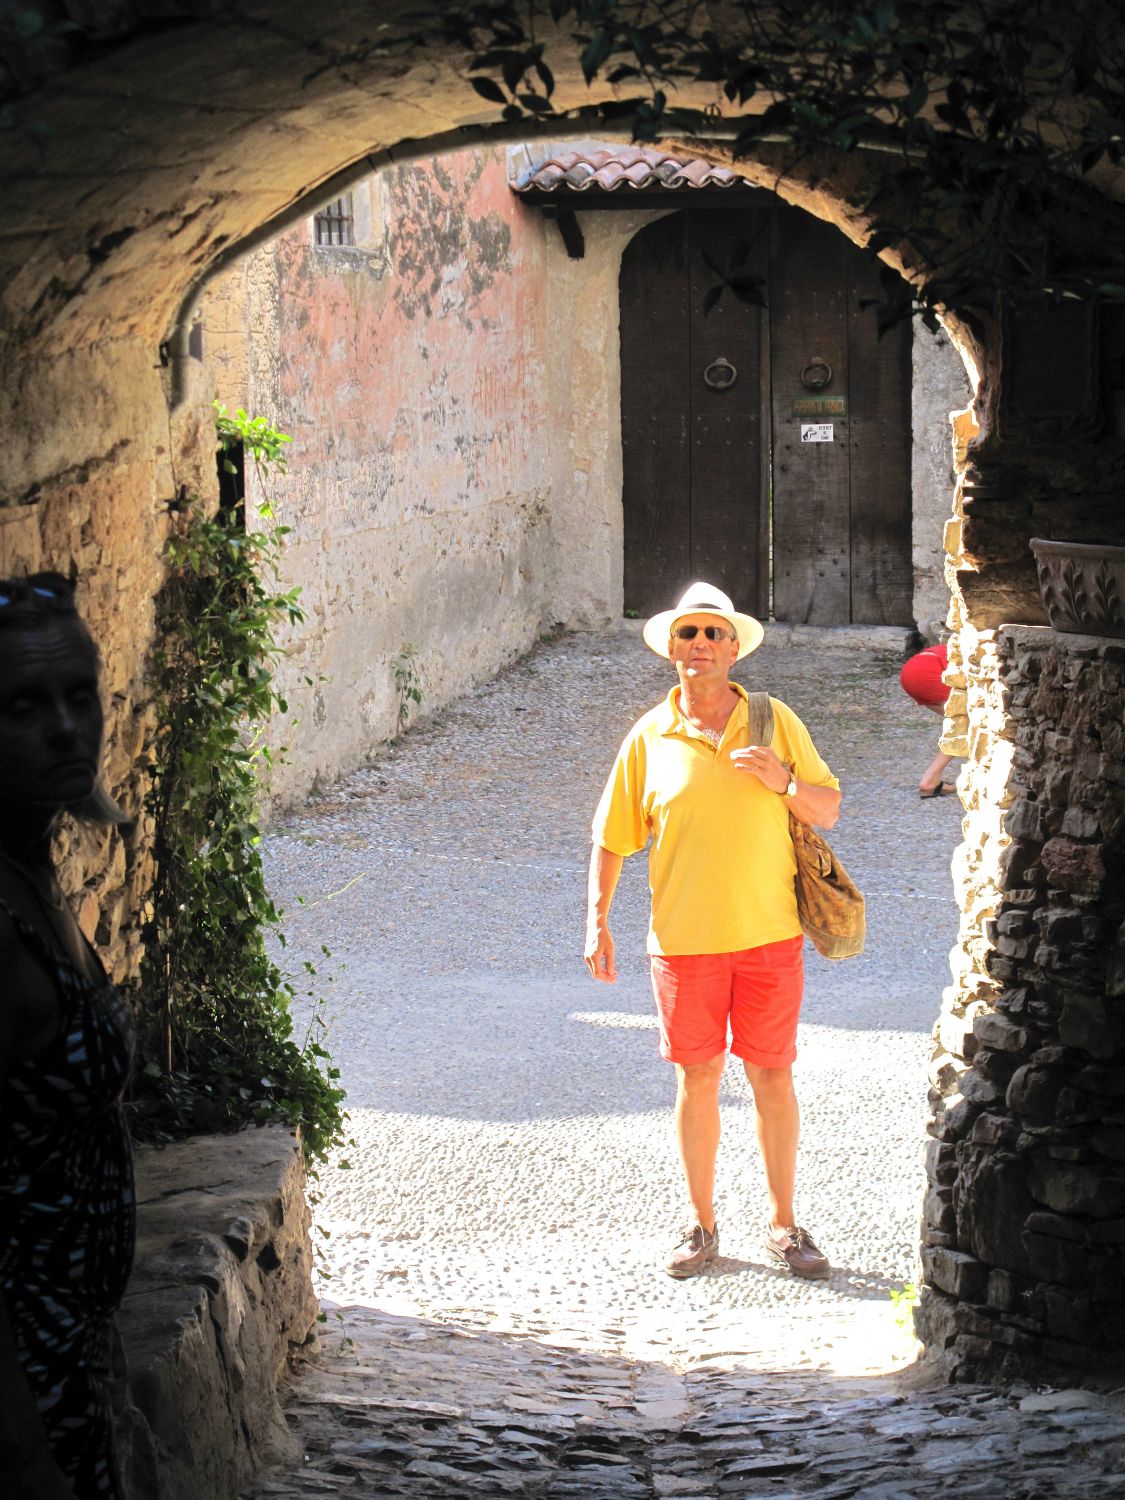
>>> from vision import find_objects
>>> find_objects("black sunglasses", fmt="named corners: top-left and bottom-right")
top-left (672, 624), bottom-right (734, 642)
top-left (0, 572), bottom-right (76, 608)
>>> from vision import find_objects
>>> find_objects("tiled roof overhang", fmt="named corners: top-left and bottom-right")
top-left (510, 147), bottom-right (765, 210)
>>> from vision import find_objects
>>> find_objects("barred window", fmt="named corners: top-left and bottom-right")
top-left (314, 194), bottom-right (355, 247)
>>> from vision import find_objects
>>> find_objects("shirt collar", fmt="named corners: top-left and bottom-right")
top-left (657, 681), bottom-right (749, 737)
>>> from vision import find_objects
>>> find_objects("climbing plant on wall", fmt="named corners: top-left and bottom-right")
top-left (130, 404), bottom-right (347, 1163)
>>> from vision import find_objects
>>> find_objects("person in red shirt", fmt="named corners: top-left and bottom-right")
top-left (900, 641), bottom-right (957, 798)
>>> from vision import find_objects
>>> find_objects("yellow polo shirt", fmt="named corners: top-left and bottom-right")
top-left (592, 683), bottom-right (840, 956)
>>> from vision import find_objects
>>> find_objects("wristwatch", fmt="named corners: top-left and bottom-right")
top-left (783, 775), bottom-right (798, 798)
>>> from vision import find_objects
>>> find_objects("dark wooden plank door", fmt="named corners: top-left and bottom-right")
top-left (620, 213), bottom-right (691, 612)
top-left (847, 255), bottom-right (913, 623)
top-left (770, 203), bottom-right (912, 624)
top-left (621, 201), bottom-right (912, 624)
top-left (685, 212), bottom-right (769, 606)
top-left (769, 206), bottom-right (853, 623)
top-left (620, 208), bottom-right (769, 617)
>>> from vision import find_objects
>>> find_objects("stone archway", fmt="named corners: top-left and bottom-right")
top-left (4, 2), bottom-right (1125, 1388)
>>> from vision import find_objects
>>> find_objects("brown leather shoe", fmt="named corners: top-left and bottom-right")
top-left (665, 1222), bottom-right (719, 1279)
top-left (764, 1225), bottom-right (830, 1280)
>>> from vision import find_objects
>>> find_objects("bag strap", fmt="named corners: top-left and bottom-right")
top-left (746, 690), bottom-right (774, 749)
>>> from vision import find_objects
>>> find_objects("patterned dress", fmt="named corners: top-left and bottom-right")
top-left (0, 898), bottom-right (136, 1499)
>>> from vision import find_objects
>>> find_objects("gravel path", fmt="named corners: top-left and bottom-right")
top-left (263, 625), bottom-right (962, 1357)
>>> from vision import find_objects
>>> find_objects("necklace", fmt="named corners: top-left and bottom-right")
top-left (0, 847), bottom-right (67, 912)
top-left (681, 692), bottom-right (734, 747)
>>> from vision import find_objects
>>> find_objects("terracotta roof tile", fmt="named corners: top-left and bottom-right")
top-left (513, 147), bottom-right (743, 194)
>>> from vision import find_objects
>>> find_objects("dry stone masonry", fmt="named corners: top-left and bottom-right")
top-left (920, 626), bottom-right (1125, 1380)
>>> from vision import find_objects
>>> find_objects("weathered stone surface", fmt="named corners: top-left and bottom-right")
top-left (970, 1112), bottom-right (1020, 1147)
top-left (1025, 1210), bottom-right (1090, 1243)
top-left (972, 1013), bottom-right (1030, 1053)
top-left (956, 1151), bottom-right (1036, 1272)
top-left (922, 1246), bottom-right (989, 1300)
top-left (1019, 1232), bottom-right (1088, 1287)
top-left (118, 1127), bottom-right (316, 1500)
top-left (239, 1300), bottom-right (1125, 1499)
top-left (924, 1138), bottom-right (959, 1186)
top-left (1091, 1126), bottom-right (1125, 1162)
top-left (985, 1269), bottom-right (1015, 1311)
top-left (1059, 991), bottom-right (1125, 1059)
top-left (1004, 798), bottom-right (1048, 844)
top-left (1027, 1159), bottom-right (1125, 1219)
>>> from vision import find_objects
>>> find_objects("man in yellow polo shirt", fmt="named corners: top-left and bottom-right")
top-left (584, 582), bottom-right (842, 1280)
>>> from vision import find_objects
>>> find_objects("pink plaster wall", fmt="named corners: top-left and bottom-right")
top-left (205, 147), bottom-right (555, 805)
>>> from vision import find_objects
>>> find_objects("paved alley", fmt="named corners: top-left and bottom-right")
top-left (245, 626), bottom-right (1125, 1497)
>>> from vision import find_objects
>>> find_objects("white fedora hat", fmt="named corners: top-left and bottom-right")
top-left (643, 581), bottom-right (764, 662)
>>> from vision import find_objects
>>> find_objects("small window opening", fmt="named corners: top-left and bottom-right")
top-left (314, 194), bottom-right (355, 247)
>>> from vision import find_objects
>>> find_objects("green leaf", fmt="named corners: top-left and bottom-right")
top-left (580, 29), bottom-right (613, 83)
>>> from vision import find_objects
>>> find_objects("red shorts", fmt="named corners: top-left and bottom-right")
top-left (900, 644), bottom-right (949, 708)
top-left (649, 936), bottom-right (805, 1067)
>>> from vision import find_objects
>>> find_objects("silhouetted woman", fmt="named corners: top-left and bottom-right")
top-left (0, 573), bottom-right (134, 1499)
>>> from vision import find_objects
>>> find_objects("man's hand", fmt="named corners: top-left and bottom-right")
top-left (730, 747), bottom-right (842, 829)
top-left (584, 925), bottom-right (617, 982)
top-left (730, 743), bottom-right (790, 793)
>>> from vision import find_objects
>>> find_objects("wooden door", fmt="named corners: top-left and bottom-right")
top-left (770, 205), bottom-right (912, 624)
top-left (620, 208), bottom-right (770, 617)
top-left (619, 202), bottom-right (913, 626)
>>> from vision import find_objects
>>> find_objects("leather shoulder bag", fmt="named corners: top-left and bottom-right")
top-left (746, 691), bottom-right (866, 961)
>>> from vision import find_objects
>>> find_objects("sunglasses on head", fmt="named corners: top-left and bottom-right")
top-left (0, 572), bottom-right (75, 608)
top-left (672, 623), bottom-right (734, 642)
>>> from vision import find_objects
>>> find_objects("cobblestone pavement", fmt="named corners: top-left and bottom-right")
top-left (248, 626), bottom-right (1125, 1496)
top-left (245, 1306), bottom-right (1125, 1497)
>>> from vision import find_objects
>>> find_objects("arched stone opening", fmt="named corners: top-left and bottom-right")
top-left (3, 5), bottom-right (1125, 1389)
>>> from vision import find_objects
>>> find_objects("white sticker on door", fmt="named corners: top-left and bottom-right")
top-left (800, 423), bottom-right (834, 443)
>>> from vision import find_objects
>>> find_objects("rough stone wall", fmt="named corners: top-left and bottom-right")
top-left (202, 148), bottom-right (556, 807)
top-left (911, 325), bottom-right (973, 640)
top-left (118, 1127), bottom-right (317, 1500)
top-left (0, 347), bottom-right (219, 981)
top-left (919, 625), bottom-right (1125, 1380)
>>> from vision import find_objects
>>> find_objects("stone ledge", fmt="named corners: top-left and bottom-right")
top-left (998, 622), bottom-right (1125, 658)
top-left (117, 1126), bottom-right (318, 1500)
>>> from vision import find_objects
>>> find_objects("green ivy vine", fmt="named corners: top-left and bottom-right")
top-left (128, 403), bottom-right (347, 1164)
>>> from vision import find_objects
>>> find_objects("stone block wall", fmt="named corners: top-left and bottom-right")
top-left (919, 624), bottom-right (1125, 1380)
top-left (118, 1127), bottom-right (317, 1500)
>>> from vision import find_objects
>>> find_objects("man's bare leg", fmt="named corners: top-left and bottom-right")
top-left (919, 748), bottom-right (954, 795)
top-left (743, 1062), bottom-right (799, 1231)
top-left (674, 1054), bottom-right (726, 1231)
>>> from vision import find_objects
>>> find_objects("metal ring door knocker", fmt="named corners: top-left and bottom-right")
top-left (702, 356), bottom-right (738, 390)
top-left (800, 356), bottom-right (833, 390)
